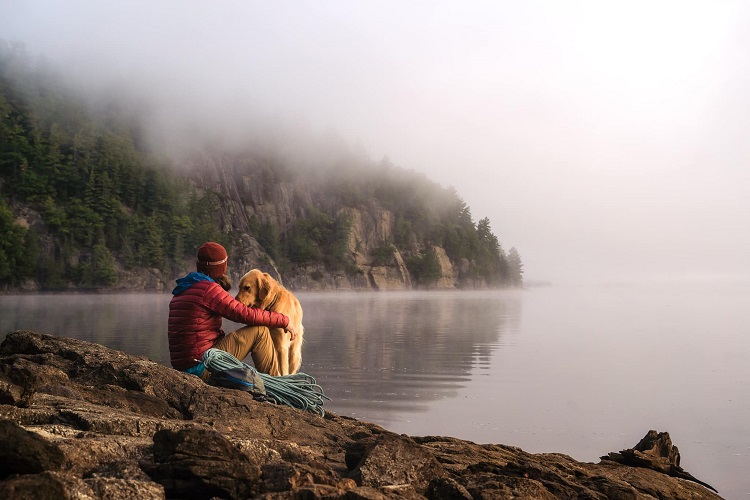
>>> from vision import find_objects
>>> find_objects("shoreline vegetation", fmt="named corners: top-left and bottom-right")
top-left (1, 42), bottom-right (522, 294)
top-left (0, 330), bottom-right (722, 499)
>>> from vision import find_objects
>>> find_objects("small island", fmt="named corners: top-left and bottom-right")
top-left (0, 330), bottom-right (720, 499)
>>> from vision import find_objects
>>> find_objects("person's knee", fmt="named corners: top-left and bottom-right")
top-left (236, 325), bottom-right (269, 340)
top-left (256, 325), bottom-right (272, 340)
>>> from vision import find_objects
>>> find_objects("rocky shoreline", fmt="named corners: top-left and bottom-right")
top-left (0, 330), bottom-right (721, 499)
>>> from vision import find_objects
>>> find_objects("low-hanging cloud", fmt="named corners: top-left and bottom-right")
top-left (3, 0), bottom-right (750, 285)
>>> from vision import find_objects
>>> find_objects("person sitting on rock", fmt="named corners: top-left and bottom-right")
top-left (167, 241), bottom-right (297, 378)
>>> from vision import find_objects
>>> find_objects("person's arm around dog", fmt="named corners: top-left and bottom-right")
top-left (204, 282), bottom-right (288, 328)
top-left (204, 283), bottom-right (298, 339)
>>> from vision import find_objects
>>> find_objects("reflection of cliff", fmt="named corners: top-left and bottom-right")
top-left (295, 291), bottom-right (523, 414)
top-left (0, 291), bottom-right (523, 419)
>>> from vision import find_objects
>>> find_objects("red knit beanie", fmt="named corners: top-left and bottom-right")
top-left (196, 242), bottom-right (228, 278)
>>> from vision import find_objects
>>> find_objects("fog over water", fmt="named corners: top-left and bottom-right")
top-left (3, 5), bottom-right (749, 495)
top-left (1, 284), bottom-right (749, 497)
top-left (3, 1), bottom-right (750, 285)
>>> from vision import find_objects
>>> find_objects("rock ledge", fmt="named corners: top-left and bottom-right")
top-left (0, 331), bottom-right (722, 499)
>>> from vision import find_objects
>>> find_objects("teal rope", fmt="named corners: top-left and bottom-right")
top-left (202, 348), bottom-right (330, 416)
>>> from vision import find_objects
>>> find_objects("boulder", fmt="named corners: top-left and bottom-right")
top-left (0, 419), bottom-right (66, 477)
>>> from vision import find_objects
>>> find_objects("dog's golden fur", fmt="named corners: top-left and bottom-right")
top-left (235, 269), bottom-right (304, 376)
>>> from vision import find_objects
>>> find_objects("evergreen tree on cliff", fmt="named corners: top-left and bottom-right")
top-left (0, 41), bottom-right (523, 291)
top-left (507, 247), bottom-right (524, 287)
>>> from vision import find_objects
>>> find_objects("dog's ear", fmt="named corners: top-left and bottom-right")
top-left (256, 272), bottom-right (272, 301)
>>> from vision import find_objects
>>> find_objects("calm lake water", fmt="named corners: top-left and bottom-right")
top-left (1, 282), bottom-right (748, 498)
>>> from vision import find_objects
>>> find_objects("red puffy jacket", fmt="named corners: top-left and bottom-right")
top-left (168, 278), bottom-right (289, 370)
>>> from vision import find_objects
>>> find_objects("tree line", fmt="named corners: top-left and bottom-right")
top-left (0, 42), bottom-right (523, 290)
top-left (0, 41), bottom-right (225, 288)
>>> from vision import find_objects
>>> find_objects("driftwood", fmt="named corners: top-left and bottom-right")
top-left (601, 429), bottom-right (717, 492)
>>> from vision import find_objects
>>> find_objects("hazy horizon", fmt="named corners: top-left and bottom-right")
top-left (3, 1), bottom-right (749, 286)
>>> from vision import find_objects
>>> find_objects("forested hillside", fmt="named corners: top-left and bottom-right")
top-left (0, 42), bottom-right (523, 291)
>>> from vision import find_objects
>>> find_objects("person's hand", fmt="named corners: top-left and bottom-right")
top-left (284, 324), bottom-right (298, 341)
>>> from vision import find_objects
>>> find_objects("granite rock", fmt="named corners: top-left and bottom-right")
top-left (0, 330), bottom-right (723, 499)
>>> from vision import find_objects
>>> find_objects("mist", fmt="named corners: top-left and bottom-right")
top-left (3, 0), bottom-right (750, 285)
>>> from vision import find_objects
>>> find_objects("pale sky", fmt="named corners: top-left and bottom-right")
top-left (2, 0), bottom-right (749, 285)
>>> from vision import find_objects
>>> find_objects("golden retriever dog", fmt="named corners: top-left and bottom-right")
top-left (235, 269), bottom-right (304, 376)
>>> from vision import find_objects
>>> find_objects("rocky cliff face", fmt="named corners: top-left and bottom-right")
top-left (0, 331), bottom-right (721, 499)
top-left (182, 154), bottom-right (480, 291)
top-left (5, 151), bottom-right (496, 293)
top-left (344, 207), bottom-right (412, 291)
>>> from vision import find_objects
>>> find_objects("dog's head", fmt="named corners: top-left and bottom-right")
top-left (235, 269), bottom-right (278, 309)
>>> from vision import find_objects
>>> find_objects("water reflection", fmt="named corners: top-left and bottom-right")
top-left (0, 293), bottom-right (173, 363)
top-left (264, 291), bottom-right (522, 422)
top-left (1, 290), bottom-right (523, 424)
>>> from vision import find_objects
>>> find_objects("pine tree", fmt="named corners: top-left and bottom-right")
top-left (507, 247), bottom-right (524, 287)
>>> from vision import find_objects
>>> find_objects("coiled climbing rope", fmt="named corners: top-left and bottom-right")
top-left (202, 348), bottom-right (330, 416)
